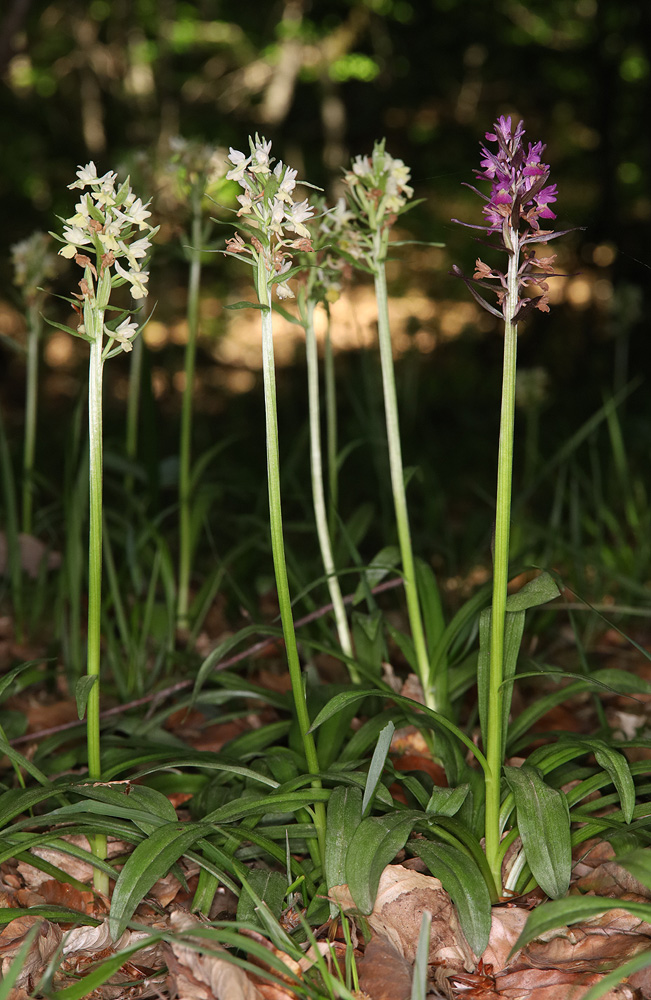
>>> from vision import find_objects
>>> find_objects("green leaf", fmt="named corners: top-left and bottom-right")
top-left (109, 822), bottom-right (211, 939)
top-left (574, 738), bottom-right (635, 824)
top-left (511, 894), bottom-right (651, 956)
top-left (412, 839), bottom-right (492, 956)
top-left (224, 300), bottom-right (266, 310)
top-left (353, 547), bottom-right (400, 605)
top-left (74, 675), bottom-right (97, 719)
top-left (415, 558), bottom-right (446, 669)
top-left (236, 869), bottom-right (287, 927)
top-left (345, 812), bottom-right (421, 914)
top-left (426, 784), bottom-right (470, 818)
top-left (351, 610), bottom-right (385, 678)
top-left (616, 847), bottom-right (651, 892)
top-left (504, 571), bottom-right (560, 612)
top-left (325, 786), bottom-right (363, 892)
top-left (504, 765), bottom-right (572, 899)
top-left (411, 910), bottom-right (432, 1000)
top-left (0, 905), bottom-right (100, 926)
top-left (362, 721), bottom-right (395, 816)
top-left (308, 689), bottom-right (489, 774)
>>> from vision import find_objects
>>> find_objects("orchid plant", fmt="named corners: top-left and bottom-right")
top-left (453, 116), bottom-right (574, 894)
top-left (341, 142), bottom-right (440, 710)
top-left (222, 135), bottom-right (326, 863)
top-left (52, 162), bottom-right (156, 891)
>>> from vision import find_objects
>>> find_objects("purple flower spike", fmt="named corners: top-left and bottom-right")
top-left (452, 115), bottom-right (578, 321)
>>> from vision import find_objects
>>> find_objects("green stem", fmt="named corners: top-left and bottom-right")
top-left (323, 308), bottom-right (338, 538)
top-left (257, 256), bottom-right (326, 865)
top-left (372, 234), bottom-right (433, 708)
top-left (177, 192), bottom-right (203, 630)
top-left (484, 245), bottom-right (519, 897)
top-left (86, 298), bottom-right (108, 895)
top-left (305, 300), bottom-right (356, 679)
top-left (22, 303), bottom-right (40, 535)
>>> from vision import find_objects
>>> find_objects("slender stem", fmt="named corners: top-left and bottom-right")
top-left (484, 245), bottom-right (519, 897)
top-left (257, 256), bottom-right (326, 865)
top-left (177, 192), bottom-right (203, 630)
top-left (86, 299), bottom-right (108, 894)
top-left (372, 234), bottom-right (433, 708)
top-left (323, 308), bottom-right (338, 538)
top-left (305, 300), bottom-right (356, 678)
top-left (22, 303), bottom-right (40, 535)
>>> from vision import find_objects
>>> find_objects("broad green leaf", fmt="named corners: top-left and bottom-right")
top-left (362, 721), bottom-right (395, 815)
top-left (504, 571), bottom-right (560, 612)
top-left (511, 895), bottom-right (651, 955)
top-left (236, 869), bottom-right (287, 927)
top-left (109, 822), bottom-right (211, 939)
top-left (426, 784), bottom-right (470, 818)
top-left (325, 786), bottom-right (363, 892)
top-left (74, 675), bottom-right (97, 719)
top-left (504, 765), bottom-right (572, 899)
top-left (345, 812), bottom-right (421, 914)
top-left (574, 739), bottom-right (635, 824)
top-left (412, 839), bottom-right (491, 956)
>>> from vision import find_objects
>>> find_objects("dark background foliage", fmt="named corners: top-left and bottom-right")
top-left (0, 0), bottom-right (649, 576)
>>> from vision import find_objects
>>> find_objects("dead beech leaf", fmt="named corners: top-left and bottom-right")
top-left (522, 904), bottom-right (651, 973)
top-left (331, 863), bottom-right (474, 972)
top-left (165, 911), bottom-right (264, 1000)
top-left (574, 861), bottom-right (651, 901)
top-left (494, 966), bottom-right (636, 1000)
top-left (482, 906), bottom-right (530, 973)
top-left (0, 916), bottom-right (62, 987)
top-left (357, 933), bottom-right (412, 1000)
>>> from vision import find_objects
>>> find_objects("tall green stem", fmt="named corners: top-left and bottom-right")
top-left (257, 257), bottom-right (326, 865)
top-left (177, 192), bottom-right (203, 630)
top-left (323, 309), bottom-right (338, 538)
top-left (484, 246), bottom-right (519, 896)
top-left (372, 233), bottom-right (433, 708)
top-left (86, 292), bottom-right (108, 894)
top-left (305, 300), bottom-right (356, 679)
top-left (22, 303), bottom-right (40, 535)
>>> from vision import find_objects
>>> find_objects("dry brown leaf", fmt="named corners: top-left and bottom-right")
top-left (356, 933), bottom-right (412, 1000)
top-left (331, 863), bottom-right (474, 972)
top-left (165, 911), bottom-right (264, 1000)
top-left (521, 904), bottom-right (651, 973)
top-left (494, 966), bottom-right (637, 1000)
top-left (482, 906), bottom-right (530, 973)
top-left (574, 862), bottom-right (651, 901)
top-left (0, 916), bottom-right (62, 988)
